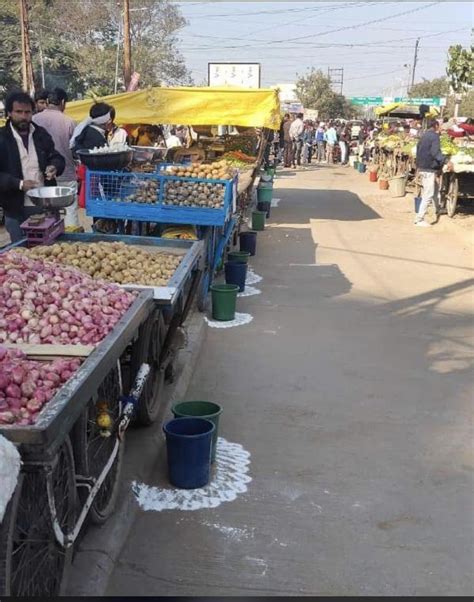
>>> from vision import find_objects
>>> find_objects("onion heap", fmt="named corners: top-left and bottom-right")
top-left (0, 251), bottom-right (136, 346)
top-left (0, 346), bottom-right (81, 425)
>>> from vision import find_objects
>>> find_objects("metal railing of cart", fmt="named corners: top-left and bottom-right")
top-left (84, 167), bottom-right (239, 310)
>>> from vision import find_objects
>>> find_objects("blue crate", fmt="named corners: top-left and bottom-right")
top-left (85, 168), bottom-right (237, 226)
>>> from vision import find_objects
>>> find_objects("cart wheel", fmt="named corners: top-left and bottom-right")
top-left (0, 439), bottom-right (76, 596)
top-left (446, 174), bottom-right (459, 218)
top-left (131, 309), bottom-right (167, 426)
top-left (72, 365), bottom-right (124, 525)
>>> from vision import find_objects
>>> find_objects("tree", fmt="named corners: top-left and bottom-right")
top-left (408, 76), bottom-right (449, 99)
top-left (0, 0), bottom-right (191, 98)
top-left (295, 68), bottom-right (355, 119)
top-left (446, 44), bottom-right (473, 117)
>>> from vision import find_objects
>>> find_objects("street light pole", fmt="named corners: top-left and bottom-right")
top-left (123, 0), bottom-right (132, 89)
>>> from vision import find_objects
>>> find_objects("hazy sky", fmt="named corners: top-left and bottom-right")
top-left (176, 1), bottom-right (472, 96)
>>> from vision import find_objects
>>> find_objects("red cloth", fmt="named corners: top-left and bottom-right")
top-left (76, 164), bottom-right (87, 208)
top-left (459, 123), bottom-right (474, 135)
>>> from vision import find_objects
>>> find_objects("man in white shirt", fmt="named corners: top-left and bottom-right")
top-left (289, 113), bottom-right (304, 168)
top-left (324, 122), bottom-right (338, 164)
top-left (166, 128), bottom-right (183, 149)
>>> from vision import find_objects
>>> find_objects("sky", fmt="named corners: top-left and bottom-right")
top-left (175, 1), bottom-right (473, 97)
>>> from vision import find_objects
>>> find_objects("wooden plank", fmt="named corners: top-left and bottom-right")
top-left (4, 343), bottom-right (95, 358)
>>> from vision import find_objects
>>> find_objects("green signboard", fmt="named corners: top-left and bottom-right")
top-left (350, 96), bottom-right (445, 107)
top-left (350, 97), bottom-right (383, 106)
top-left (393, 96), bottom-right (443, 106)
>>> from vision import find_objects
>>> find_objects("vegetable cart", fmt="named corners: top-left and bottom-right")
top-left (84, 167), bottom-right (237, 311)
top-left (440, 169), bottom-right (474, 218)
top-left (0, 233), bottom-right (203, 596)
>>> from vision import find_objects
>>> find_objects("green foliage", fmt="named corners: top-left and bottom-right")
top-left (0, 0), bottom-right (191, 98)
top-left (295, 68), bottom-right (357, 119)
top-left (408, 77), bottom-right (449, 99)
top-left (446, 44), bottom-right (473, 93)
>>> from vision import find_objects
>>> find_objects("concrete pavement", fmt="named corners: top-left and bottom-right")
top-left (101, 165), bottom-right (472, 596)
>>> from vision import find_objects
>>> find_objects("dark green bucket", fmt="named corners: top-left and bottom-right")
top-left (257, 187), bottom-right (273, 203)
top-left (252, 210), bottom-right (266, 231)
top-left (228, 250), bottom-right (250, 264)
top-left (211, 284), bottom-right (239, 321)
top-left (172, 401), bottom-right (222, 462)
top-left (265, 167), bottom-right (276, 176)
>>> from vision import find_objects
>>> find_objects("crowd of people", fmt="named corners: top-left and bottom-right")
top-left (276, 114), bottom-right (378, 168)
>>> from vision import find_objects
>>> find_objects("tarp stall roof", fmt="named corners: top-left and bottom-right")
top-left (65, 86), bottom-right (281, 130)
top-left (375, 103), bottom-right (440, 118)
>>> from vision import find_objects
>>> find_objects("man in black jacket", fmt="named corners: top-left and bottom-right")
top-left (0, 91), bottom-right (65, 242)
top-left (415, 119), bottom-right (453, 227)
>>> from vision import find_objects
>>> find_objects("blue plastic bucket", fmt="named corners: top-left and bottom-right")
top-left (225, 260), bottom-right (247, 292)
top-left (414, 197), bottom-right (422, 213)
top-left (163, 417), bottom-right (215, 489)
top-left (239, 230), bottom-right (257, 256)
top-left (358, 162), bottom-right (366, 173)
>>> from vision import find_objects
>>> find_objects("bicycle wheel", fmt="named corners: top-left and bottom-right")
top-left (72, 365), bottom-right (124, 525)
top-left (131, 308), bottom-right (167, 426)
top-left (0, 439), bottom-right (76, 596)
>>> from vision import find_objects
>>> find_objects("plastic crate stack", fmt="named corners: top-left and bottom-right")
top-left (85, 168), bottom-right (237, 226)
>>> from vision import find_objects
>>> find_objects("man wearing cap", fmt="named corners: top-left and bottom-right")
top-left (415, 119), bottom-right (453, 227)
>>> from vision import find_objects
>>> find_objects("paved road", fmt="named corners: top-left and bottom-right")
top-left (106, 165), bottom-right (473, 596)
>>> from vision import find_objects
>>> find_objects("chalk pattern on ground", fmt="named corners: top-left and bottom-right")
top-left (246, 268), bottom-right (262, 285)
top-left (205, 312), bottom-right (253, 329)
top-left (132, 438), bottom-right (252, 512)
top-left (238, 286), bottom-right (261, 298)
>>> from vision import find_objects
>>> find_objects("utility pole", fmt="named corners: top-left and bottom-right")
top-left (410, 38), bottom-right (420, 91)
top-left (123, 0), bottom-right (132, 90)
top-left (19, 0), bottom-right (35, 94)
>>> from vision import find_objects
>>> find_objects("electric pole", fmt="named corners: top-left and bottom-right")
top-left (123, 0), bottom-right (132, 90)
top-left (410, 38), bottom-right (420, 91)
top-left (19, 0), bottom-right (35, 94)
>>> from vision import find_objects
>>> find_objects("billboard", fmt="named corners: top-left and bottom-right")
top-left (208, 63), bottom-right (261, 89)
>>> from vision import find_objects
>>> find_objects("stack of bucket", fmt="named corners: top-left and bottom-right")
top-left (163, 400), bottom-right (223, 488)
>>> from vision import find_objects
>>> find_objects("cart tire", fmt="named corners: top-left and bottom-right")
top-left (446, 174), bottom-right (459, 218)
top-left (131, 309), bottom-right (167, 426)
top-left (72, 366), bottom-right (124, 525)
top-left (0, 439), bottom-right (76, 596)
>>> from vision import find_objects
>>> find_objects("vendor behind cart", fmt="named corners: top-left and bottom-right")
top-left (70, 102), bottom-right (113, 154)
top-left (0, 90), bottom-right (65, 243)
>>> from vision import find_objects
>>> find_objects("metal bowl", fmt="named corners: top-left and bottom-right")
top-left (26, 186), bottom-right (75, 209)
top-left (76, 149), bottom-right (133, 171)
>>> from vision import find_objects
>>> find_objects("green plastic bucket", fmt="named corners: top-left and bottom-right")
top-left (228, 250), bottom-right (250, 264)
top-left (252, 210), bottom-right (266, 231)
top-left (211, 284), bottom-right (239, 321)
top-left (257, 187), bottom-right (273, 203)
top-left (172, 401), bottom-right (223, 462)
top-left (265, 167), bottom-right (276, 177)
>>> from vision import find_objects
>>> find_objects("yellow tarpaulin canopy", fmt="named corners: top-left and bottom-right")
top-left (65, 86), bottom-right (281, 130)
top-left (375, 102), bottom-right (440, 118)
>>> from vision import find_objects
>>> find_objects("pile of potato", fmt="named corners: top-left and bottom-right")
top-left (25, 242), bottom-right (182, 287)
top-left (163, 180), bottom-right (226, 208)
top-left (164, 160), bottom-right (234, 180)
top-left (123, 179), bottom-right (159, 204)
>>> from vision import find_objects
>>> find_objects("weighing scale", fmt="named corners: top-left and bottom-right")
top-left (21, 186), bottom-right (75, 246)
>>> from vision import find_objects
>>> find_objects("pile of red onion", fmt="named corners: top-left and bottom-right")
top-left (0, 251), bottom-right (136, 346)
top-left (0, 346), bottom-right (81, 425)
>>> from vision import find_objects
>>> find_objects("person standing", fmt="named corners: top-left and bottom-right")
top-left (339, 126), bottom-right (350, 165)
top-left (70, 102), bottom-right (113, 153)
top-left (324, 122), bottom-right (338, 164)
top-left (315, 122), bottom-right (326, 162)
top-left (282, 113), bottom-right (293, 168)
top-left (289, 112), bottom-right (304, 168)
top-left (303, 121), bottom-right (315, 164)
top-left (33, 87), bottom-right (79, 227)
top-left (34, 88), bottom-right (49, 113)
top-left (107, 107), bottom-right (129, 147)
top-left (415, 119), bottom-right (453, 227)
top-left (0, 91), bottom-right (65, 242)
